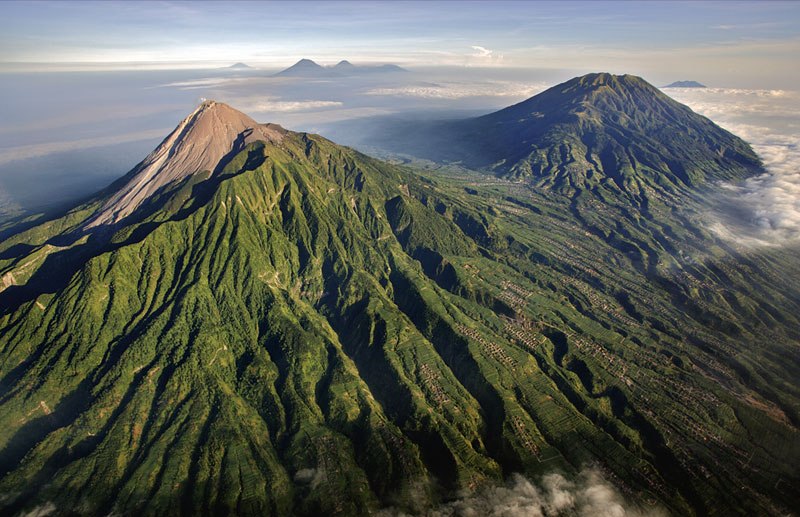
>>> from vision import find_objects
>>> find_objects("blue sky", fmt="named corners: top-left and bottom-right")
top-left (1, 1), bottom-right (799, 85)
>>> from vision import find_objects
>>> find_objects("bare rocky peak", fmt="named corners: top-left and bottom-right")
top-left (87, 101), bottom-right (284, 228)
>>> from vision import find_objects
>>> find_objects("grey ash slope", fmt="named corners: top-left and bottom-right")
top-left (86, 100), bottom-right (285, 227)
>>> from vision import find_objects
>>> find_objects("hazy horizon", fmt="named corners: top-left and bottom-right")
top-left (2, 0), bottom-right (799, 88)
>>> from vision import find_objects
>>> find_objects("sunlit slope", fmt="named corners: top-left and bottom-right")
top-left (0, 100), bottom-right (797, 516)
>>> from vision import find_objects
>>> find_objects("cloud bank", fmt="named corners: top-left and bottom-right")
top-left (665, 87), bottom-right (800, 246)
top-left (367, 81), bottom-right (546, 100)
top-left (156, 77), bottom-right (252, 90)
top-left (231, 97), bottom-right (343, 114)
top-left (378, 470), bottom-right (664, 517)
top-left (0, 128), bottom-right (169, 166)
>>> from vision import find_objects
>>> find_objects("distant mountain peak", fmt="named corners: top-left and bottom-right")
top-left (274, 58), bottom-right (327, 77)
top-left (275, 59), bottom-right (407, 77)
top-left (226, 62), bottom-right (253, 70)
top-left (86, 101), bottom-right (284, 227)
top-left (288, 58), bottom-right (323, 69)
top-left (663, 80), bottom-right (706, 88)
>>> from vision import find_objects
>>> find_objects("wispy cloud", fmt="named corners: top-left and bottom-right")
top-left (18, 502), bottom-right (57, 517)
top-left (710, 21), bottom-right (788, 31)
top-left (471, 45), bottom-right (492, 58)
top-left (0, 182), bottom-right (21, 217)
top-left (468, 45), bottom-right (504, 66)
top-left (366, 81), bottom-right (546, 99)
top-left (377, 469), bottom-right (665, 517)
top-left (155, 77), bottom-right (251, 90)
top-left (0, 128), bottom-right (169, 166)
top-left (225, 96), bottom-right (343, 114)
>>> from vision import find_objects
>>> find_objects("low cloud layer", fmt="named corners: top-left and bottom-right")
top-left (230, 96), bottom-right (344, 113)
top-left (0, 128), bottom-right (169, 166)
top-left (666, 87), bottom-right (800, 246)
top-left (379, 470), bottom-right (664, 517)
top-left (156, 77), bottom-right (252, 90)
top-left (366, 81), bottom-right (546, 99)
top-left (711, 123), bottom-right (800, 245)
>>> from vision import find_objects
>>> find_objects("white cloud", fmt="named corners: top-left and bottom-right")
top-left (663, 88), bottom-right (797, 118)
top-left (665, 87), bottom-right (800, 246)
top-left (268, 107), bottom-right (397, 128)
top-left (226, 96), bottom-right (343, 114)
top-left (155, 77), bottom-right (251, 90)
top-left (467, 45), bottom-right (504, 66)
top-left (471, 46), bottom-right (493, 58)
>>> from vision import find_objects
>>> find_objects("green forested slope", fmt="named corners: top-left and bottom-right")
top-left (0, 98), bottom-right (797, 517)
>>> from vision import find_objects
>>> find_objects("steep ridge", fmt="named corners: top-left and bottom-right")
top-left (0, 98), bottom-right (797, 516)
